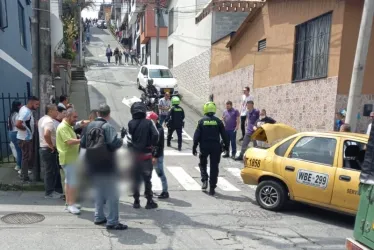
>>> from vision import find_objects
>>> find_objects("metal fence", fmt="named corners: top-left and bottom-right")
top-left (0, 93), bottom-right (28, 163)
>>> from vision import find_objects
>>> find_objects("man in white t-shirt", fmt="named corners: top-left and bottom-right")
top-left (38, 104), bottom-right (63, 198)
top-left (239, 87), bottom-right (253, 141)
top-left (16, 96), bottom-right (40, 182)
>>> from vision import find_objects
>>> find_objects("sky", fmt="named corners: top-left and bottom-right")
top-left (81, 0), bottom-right (112, 19)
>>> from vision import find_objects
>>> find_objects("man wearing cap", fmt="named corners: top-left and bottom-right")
top-left (235, 100), bottom-right (259, 161)
top-left (147, 112), bottom-right (169, 199)
top-left (367, 112), bottom-right (374, 135)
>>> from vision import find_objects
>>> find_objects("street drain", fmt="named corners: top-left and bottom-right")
top-left (232, 209), bottom-right (282, 220)
top-left (1, 212), bottom-right (45, 224)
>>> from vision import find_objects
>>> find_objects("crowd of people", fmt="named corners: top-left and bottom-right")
top-left (105, 44), bottom-right (138, 65)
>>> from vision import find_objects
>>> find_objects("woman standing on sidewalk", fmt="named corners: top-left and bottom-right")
top-left (7, 100), bottom-right (22, 171)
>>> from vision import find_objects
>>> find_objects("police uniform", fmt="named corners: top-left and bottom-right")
top-left (193, 102), bottom-right (229, 196)
top-left (165, 96), bottom-right (185, 151)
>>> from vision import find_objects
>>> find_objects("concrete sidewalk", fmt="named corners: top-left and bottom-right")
top-left (70, 79), bottom-right (90, 120)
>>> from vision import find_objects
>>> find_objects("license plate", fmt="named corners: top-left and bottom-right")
top-left (296, 169), bottom-right (329, 189)
top-left (164, 89), bottom-right (170, 93)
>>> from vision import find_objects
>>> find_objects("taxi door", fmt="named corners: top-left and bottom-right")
top-left (330, 139), bottom-right (364, 212)
top-left (281, 135), bottom-right (338, 204)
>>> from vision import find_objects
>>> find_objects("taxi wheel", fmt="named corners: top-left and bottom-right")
top-left (255, 180), bottom-right (287, 211)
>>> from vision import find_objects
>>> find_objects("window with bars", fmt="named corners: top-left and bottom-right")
top-left (18, 1), bottom-right (26, 48)
top-left (292, 12), bottom-right (332, 82)
top-left (0, 0), bottom-right (8, 29)
top-left (258, 39), bottom-right (266, 52)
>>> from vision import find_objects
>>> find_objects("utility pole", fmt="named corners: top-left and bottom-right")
top-left (33, 0), bottom-right (52, 182)
top-left (78, 4), bottom-right (83, 67)
top-left (345, 0), bottom-right (374, 132)
top-left (155, 0), bottom-right (160, 65)
top-left (31, 0), bottom-right (39, 98)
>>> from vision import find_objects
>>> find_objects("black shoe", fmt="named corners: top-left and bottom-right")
top-left (145, 200), bottom-right (158, 209)
top-left (234, 156), bottom-right (243, 161)
top-left (209, 188), bottom-right (215, 196)
top-left (106, 223), bottom-right (128, 230)
top-left (157, 192), bottom-right (169, 199)
top-left (239, 137), bottom-right (244, 142)
top-left (133, 200), bottom-right (141, 209)
top-left (94, 219), bottom-right (107, 225)
top-left (222, 153), bottom-right (230, 158)
top-left (231, 155), bottom-right (236, 160)
top-left (202, 181), bottom-right (208, 191)
top-left (167, 142), bottom-right (171, 147)
top-left (178, 147), bottom-right (182, 151)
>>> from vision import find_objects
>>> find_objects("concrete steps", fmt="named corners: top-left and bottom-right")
top-left (72, 67), bottom-right (86, 81)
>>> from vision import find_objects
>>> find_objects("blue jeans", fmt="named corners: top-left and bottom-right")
top-left (8, 131), bottom-right (22, 167)
top-left (93, 175), bottom-right (119, 226)
top-left (159, 115), bottom-right (168, 126)
top-left (154, 155), bottom-right (168, 192)
top-left (226, 130), bottom-right (237, 155)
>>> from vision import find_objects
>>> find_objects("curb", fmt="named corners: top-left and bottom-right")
top-left (0, 182), bottom-right (45, 191)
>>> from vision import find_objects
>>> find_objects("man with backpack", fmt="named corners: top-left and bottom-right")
top-left (80, 104), bottom-right (127, 230)
top-left (127, 102), bottom-right (159, 209)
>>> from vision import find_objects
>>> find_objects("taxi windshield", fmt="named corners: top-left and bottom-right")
top-left (149, 69), bottom-right (173, 78)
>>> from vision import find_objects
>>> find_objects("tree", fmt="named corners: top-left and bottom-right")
top-left (62, 0), bottom-right (95, 20)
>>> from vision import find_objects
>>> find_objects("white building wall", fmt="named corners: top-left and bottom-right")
top-left (167, 0), bottom-right (212, 67)
top-left (167, 0), bottom-right (212, 101)
top-left (50, 0), bottom-right (63, 58)
top-left (150, 37), bottom-right (168, 67)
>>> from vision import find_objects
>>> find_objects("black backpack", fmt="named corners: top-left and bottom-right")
top-left (85, 121), bottom-right (113, 167)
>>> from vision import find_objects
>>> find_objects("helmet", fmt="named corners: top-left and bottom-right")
top-left (203, 101), bottom-right (216, 115)
top-left (130, 102), bottom-right (147, 117)
top-left (146, 111), bottom-right (158, 121)
top-left (171, 96), bottom-right (180, 105)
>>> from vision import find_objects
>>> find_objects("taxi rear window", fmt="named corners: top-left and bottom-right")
top-left (275, 138), bottom-right (294, 157)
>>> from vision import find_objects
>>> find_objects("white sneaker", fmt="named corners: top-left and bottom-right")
top-left (14, 165), bottom-right (21, 171)
top-left (18, 170), bottom-right (32, 175)
top-left (68, 205), bottom-right (80, 215)
top-left (73, 204), bottom-right (82, 209)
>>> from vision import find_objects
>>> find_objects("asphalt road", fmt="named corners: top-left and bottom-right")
top-left (0, 26), bottom-right (355, 250)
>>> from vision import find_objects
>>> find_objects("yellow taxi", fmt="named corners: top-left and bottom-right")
top-left (241, 123), bottom-right (368, 215)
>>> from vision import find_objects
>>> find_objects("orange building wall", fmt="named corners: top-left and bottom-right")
top-left (210, 0), bottom-right (346, 89)
top-left (140, 10), bottom-right (168, 44)
top-left (338, 0), bottom-right (374, 95)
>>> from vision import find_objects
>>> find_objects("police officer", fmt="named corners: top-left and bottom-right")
top-left (193, 102), bottom-right (229, 196)
top-left (165, 96), bottom-right (185, 151)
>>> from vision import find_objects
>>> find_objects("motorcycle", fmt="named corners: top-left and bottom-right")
top-left (140, 79), bottom-right (159, 114)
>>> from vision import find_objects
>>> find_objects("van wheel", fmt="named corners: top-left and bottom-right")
top-left (137, 79), bottom-right (141, 89)
top-left (255, 180), bottom-right (287, 211)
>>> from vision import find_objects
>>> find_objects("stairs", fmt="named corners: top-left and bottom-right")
top-left (71, 67), bottom-right (86, 81)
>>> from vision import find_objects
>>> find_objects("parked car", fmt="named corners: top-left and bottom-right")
top-left (240, 123), bottom-right (368, 215)
top-left (137, 65), bottom-right (179, 97)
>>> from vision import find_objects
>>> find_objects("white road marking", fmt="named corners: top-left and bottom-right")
top-left (195, 167), bottom-right (240, 192)
top-left (226, 168), bottom-right (241, 178)
top-left (163, 150), bottom-right (192, 156)
top-left (151, 169), bottom-right (163, 191)
top-left (167, 167), bottom-right (201, 190)
top-left (122, 96), bottom-right (142, 108)
top-left (163, 128), bottom-right (193, 141)
top-left (227, 167), bottom-right (257, 190)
